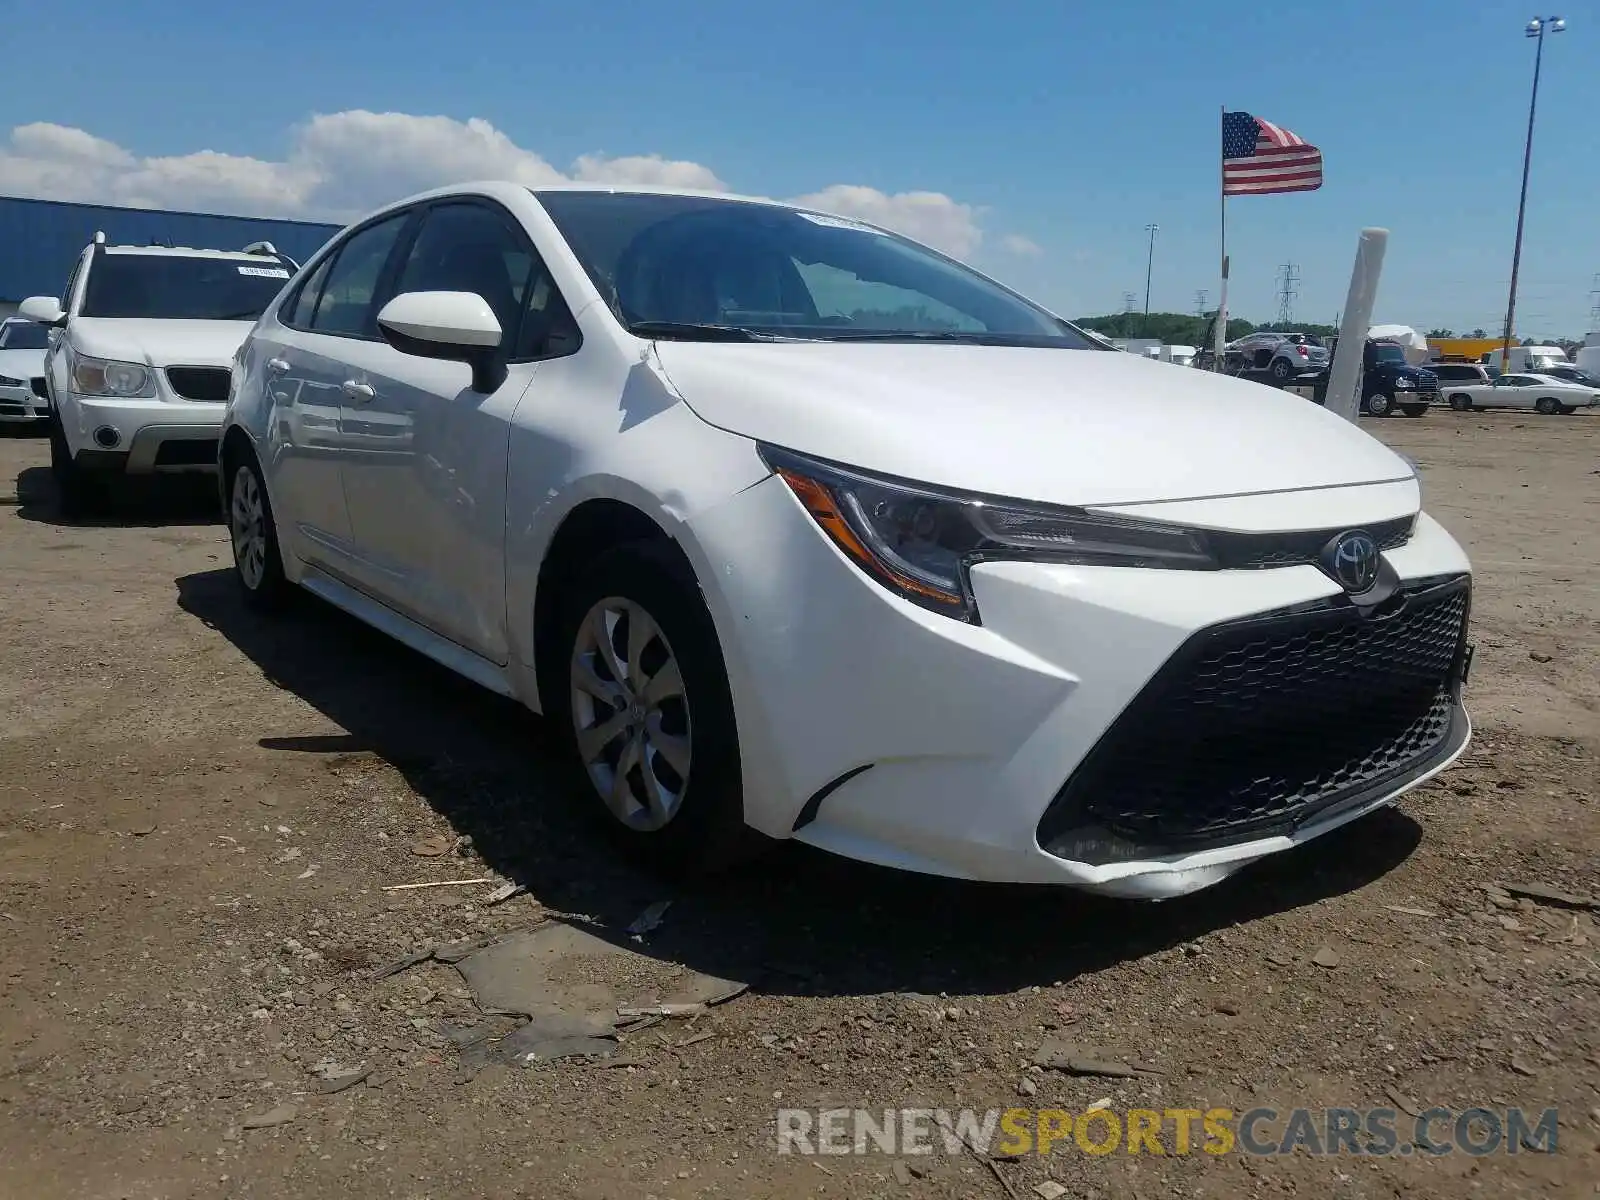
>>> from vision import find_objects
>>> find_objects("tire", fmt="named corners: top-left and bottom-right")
top-left (1362, 392), bottom-right (1393, 417)
top-left (1448, 393), bottom-right (1474, 412)
top-left (1401, 404), bottom-right (1428, 418)
top-left (49, 414), bottom-right (109, 517)
top-left (226, 451), bottom-right (289, 610)
top-left (546, 541), bottom-right (759, 877)
top-left (1534, 397), bottom-right (1559, 415)
top-left (1268, 357), bottom-right (1292, 382)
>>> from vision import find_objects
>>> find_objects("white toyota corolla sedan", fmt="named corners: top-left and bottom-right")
top-left (219, 182), bottom-right (1475, 899)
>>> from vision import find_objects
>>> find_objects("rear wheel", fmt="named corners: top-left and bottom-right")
top-left (547, 542), bottom-right (760, 877)
top-left (1448, 393), bottom-right (1474, 412)
top-left (1534, 396), bottom-right (1560, 415)
top-left (1268, 356), bottom-right (1292, 382)
top-left (227, 452), bottom-right (288, 610)
top-left (1362, 391), bottom-right (1393, 417)
top-left (49, 415), bottom-right (109, 517)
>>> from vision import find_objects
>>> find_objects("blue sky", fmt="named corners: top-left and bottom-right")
top-left (5, 0), bottom-right (1593, 335)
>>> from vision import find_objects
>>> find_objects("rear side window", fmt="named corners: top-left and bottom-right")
top-left (307, 214), bottom-right (409, 338)
top-left (284, 256), bottom-right (333, 328)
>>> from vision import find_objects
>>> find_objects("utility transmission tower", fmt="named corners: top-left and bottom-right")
top-left (1194, 289), bottom-right (1210, 317)
top-left (1588, 272), bottom-right (1600, 332)
top-left (1274, 263), bottom-right (1300, 327)
top-left (1121, 291), bottom-right (1137, 313)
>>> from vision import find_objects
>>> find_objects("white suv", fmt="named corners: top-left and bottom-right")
top-left (19, 235), bottom-right (298, 514)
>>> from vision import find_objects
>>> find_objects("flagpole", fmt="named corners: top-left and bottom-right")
top-left (1214, 105), bottom-right (1229, 371)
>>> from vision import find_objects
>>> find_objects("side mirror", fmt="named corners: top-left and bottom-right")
top-left (19, 296), bottom-right (66, 326)
top-left (376, 291), bottom-right (506, 393)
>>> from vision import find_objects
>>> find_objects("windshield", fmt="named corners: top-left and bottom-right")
top-left (1369, 344), bottom-right (1407, 363)
top-left (0, 321), bottom-right (49, 350)
top-left (534, 191), bottom-right (1097, 347)
top-left (80, 254), bottom-right (292, 321)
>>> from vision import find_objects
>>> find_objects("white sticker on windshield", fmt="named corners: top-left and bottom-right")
top-left (238, 265), bottom-right (290, 279)
top-left (796, 212), bottom-right (888, 235)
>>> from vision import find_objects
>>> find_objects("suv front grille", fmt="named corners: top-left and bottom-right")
top-left (165, 367), bottom-right (231, 403)
top-left (1037, 574), bottom-right (1470, 863)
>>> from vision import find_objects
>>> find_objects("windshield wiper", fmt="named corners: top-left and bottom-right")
top-left (626, 321), bottom-right (801, 343)
top-left (819, 330), bottom-right (1035, 345)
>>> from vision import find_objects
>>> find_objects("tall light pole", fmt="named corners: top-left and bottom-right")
top-left (1142, 223), bottom-right (1159, 336)
top-left (1500, 15), bottom-right (1564, 372)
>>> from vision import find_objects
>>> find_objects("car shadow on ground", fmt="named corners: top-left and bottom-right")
top-left (175, 566), bottom-right (1424, 1001)
top-left (13, 465), bottom-right (221, 528)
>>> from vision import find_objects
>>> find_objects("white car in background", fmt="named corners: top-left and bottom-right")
top-left (220, 182), bottom-right (1475, 900)
top-left (0, 317), bottom-right (51, 425)
top-left (19, 236), bottom-right (298, 514)
top-left (1441, 372), bottom-right (1600, 415)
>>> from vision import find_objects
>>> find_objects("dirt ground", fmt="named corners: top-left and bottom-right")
top-left (1, 410), bottom-right (1597, 1200)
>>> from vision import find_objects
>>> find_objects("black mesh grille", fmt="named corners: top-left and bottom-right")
top-left (30, 377), bottom-right (47, 399)
top-left (165, 367), bottom-right (231, 402)
top-left (1038, 575), bottom-right (1470, 862)
top-left (1208, 516), bottom-right (1413, 570)
top-left (153, 439), bottom-right (218, 466)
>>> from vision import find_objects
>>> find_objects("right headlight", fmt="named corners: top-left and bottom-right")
top-left (760, 444), bottom-right (1218, 623)
top-left (71, 354), bottom-right (155, 398)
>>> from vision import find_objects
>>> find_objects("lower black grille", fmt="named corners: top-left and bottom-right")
top-left (165, 367), bottom-right (231, 403)
top-left (1038, 575), bottom-right (1471, 863)
top-left (153, 439), bottom-right (219, 466)
top-left (0, 401), bottom-right (26, 416)
top-left (30, 377), bottom-right (47, 399)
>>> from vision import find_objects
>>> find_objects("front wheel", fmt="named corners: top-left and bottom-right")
top-left (49, 415), bottom-right (109, 517)
top-left (1448, 393), bottom-right (1474, 412)
top-left (1362, 392), bottom-right (1393, 417)
top-left (548, 542), bottom-right (760, 877)
top-left (227, 453), bottom-right (289, 610)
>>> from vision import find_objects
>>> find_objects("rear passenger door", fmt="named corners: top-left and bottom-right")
top-left (265, 211), bottom-right (414, 573)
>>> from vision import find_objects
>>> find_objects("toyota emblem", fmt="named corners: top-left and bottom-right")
top-left (1320, 530), bottom-right (1381, 594)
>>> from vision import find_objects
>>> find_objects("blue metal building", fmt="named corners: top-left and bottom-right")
top-left (0, 195), bottom-right (342, 316)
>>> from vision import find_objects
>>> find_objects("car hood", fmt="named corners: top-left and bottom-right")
top-left (652, 342), bottom-right (1416, 508)
top-left (0, 347), bottom-right (45, 378)
top-left (66, 318), bottom-right (254, 368)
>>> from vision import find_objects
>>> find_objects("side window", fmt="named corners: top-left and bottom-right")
top-left (62, 252), bottom-right (86, 314)
top-left (284, 255), bottom-right (333, 328)
top-left (308, 214), bottom-right (409, 338)
top-left (391, 202), bottom-right (578, 361)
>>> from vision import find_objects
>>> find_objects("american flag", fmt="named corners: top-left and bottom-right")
top-left (1222, 111), bottom-right (1323, 196)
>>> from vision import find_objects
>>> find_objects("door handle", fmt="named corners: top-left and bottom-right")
top-left (342, 380), bottom-right (375, 403)
top-left (266, 358), bottom-right (290, 375)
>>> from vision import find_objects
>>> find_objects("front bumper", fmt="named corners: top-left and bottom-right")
top-left (1394, 388), bottom-right (1440, 406)
top-left (59, 394), bottom-right (225, 473)
top-left (685, 475), bottom-right (1472, 898)
top-left (0, 382), bottom-right (48, 423)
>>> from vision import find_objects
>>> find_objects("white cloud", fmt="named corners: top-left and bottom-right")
top-left (0, 110), bottom-right (986, 258)
top-left (790, 184), bottom-right (983, 259)
top-left (1000, 233), bottom-right (1042, 257)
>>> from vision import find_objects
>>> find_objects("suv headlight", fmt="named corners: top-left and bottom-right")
top-left (71, 354), bottom-right (155, 398)
top-left (761, 444), bottom-right (1218, 623)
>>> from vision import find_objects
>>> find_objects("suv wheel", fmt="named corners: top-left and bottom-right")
top-left (49, 415), bottom-right (108, 517)
top-left (1268, 357), bottom-right (1292, 382)
top-left (547, 542), bottom-right (760, 877)
top-left (228, 453), bottom-right (288, 610)
top-left (1363, 392), bottom-right (1393, 417)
